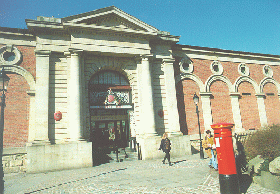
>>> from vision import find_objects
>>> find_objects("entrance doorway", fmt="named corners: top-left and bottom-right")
top-left (91, 119), bottom-right (129, 149)
top-left (90, 109), bottom-right (129, 149)
top-left (88, 70), bottom-right (132, 165)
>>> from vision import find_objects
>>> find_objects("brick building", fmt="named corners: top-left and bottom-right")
top-left (0, 6), bottom-right (279, 173)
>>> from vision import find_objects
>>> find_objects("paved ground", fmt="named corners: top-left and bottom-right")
top-left (4, 154), bottom-right (280, 194)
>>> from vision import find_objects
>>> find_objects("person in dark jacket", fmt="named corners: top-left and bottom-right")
top-left (159, 133), bottom-right (172, 166)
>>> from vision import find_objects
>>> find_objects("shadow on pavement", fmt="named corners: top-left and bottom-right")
top-left (92, 147), bottom-right (112, 166)
top-left (239, 174), bottom-right (253, 193)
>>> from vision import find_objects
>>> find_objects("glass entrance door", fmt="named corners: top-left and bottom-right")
top-left (91, 119), bottom-right (128, 149)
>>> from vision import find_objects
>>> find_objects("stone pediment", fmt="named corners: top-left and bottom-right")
top-left (62, 6), bottom-right (158, 32)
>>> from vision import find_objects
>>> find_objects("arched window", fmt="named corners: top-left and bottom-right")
top-left (88, 70), bottom-right (131, 106)
top-left (90, 70), bottom-right (129, 86)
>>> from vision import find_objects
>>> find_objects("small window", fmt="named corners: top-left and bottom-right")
top-left (182, 62), bottom-right (189, 71)
top-left (238, 63), bottom-right (249, 76)
top-left (3, 51), bottom-right (16, 61)
top-left (263, 65), bottom-right (273, 78)
top-left (179, 57), bottom-right (193, 74)
top-left (266, 93), bottom-right (274, 96)
top-left (210, 61), bottom-right (223, 75)
top-left (0, 45), bottom-right (22, 65)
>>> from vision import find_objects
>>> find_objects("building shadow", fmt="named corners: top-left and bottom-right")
top-left (238, 174), bottom-right (253, 193)
top-left (92, 147), bottom-right (112, 166)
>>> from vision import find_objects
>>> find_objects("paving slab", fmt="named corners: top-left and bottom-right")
top-left (3, 154), bottom-right (280, 194)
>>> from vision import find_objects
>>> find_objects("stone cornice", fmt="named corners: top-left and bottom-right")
top-left (63, 22), bottom-right (157, 38)
top-left (173, 45), bottom-right (280, 65)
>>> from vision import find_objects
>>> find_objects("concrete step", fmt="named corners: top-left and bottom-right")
top-left (108, 148), bottom-right (139, 162)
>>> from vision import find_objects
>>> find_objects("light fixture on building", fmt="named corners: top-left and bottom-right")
top-left (193, 93), bottom-right (204, 159)
top-left (0, 67), bottom-right (10, 193)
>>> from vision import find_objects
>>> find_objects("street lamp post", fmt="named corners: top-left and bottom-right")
top-left (0, 68), bottom-right (10, 193)
top-left (193, 93), bottom-right (204, 159)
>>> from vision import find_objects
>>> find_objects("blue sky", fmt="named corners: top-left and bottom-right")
top-left (1, 0), bottom-right (279, 55)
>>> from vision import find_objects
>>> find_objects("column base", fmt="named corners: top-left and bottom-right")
top-left (66, 138), bottom-right (87, 142)
top-left (166, 131), bottom-right (183, 137)
top-left (30, 140), bottom-right (51, 145)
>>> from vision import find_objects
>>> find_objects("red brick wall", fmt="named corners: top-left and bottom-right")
top-left (210, 81), bottom-right (234, 124)
top-left (192, 59), bottom-right (212, 83)
top-left (238, 82), bottom-right (261, 130)
top-left (175, 57), bottom-right (280, 134)
top-left (263, 83), bottom-right (280, 125)
top-left (176, 79), bottom-right (205, 135)
top-left (17, 46), bottom-right (36, 79)
top-left (0, 44), bottom-right (36, 148)
top-left (4, 74), bottom-right (30, 148)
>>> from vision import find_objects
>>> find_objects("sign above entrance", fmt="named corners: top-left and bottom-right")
top-left (91, 115), bottom-right (128, 121)
top-left (90, 89), bottom-right (130, 106)
top-left (90, 105), bottom-right (133, 109)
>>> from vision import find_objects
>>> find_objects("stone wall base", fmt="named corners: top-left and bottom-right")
top-left (137, 135), bottom-right (191, 160)
top-left (26, 141), bottom-right (92, 173)
top-left (3, 147), bottom-right (27, 173)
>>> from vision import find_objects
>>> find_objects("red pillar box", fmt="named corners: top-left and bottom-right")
top-left (211, 123), bottom-right (240, 194)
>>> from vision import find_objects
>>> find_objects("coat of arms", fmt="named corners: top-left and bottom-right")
top-left (104, 89), bottom-right (121, 105)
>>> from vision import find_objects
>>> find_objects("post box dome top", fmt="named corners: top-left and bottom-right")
top-left (211, 123), bottom-right (234, 129)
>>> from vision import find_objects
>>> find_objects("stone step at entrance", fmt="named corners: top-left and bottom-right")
top-left (107, 147), bottom-right (139, 163)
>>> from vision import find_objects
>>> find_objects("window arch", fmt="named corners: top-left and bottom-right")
top-left (90, 70), bottom-right (129, 86)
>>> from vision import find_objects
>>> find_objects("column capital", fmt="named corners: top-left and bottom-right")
top-left (64, 51), bottom-right (71, 57)
top-left (140, 54), bottom-right (153, 60)
top-left (163, 58), bottom-right (176, 65)
top-left (69, 48), bottom-right (83, 55)
top-left (35, 50), bottom-right (51, 56)
top-left (230, 92), bottom-right (241, 97)
top-left (199, 92), bottom-right (213, 97)
top-left (255, 93), bottom-right (266, 98)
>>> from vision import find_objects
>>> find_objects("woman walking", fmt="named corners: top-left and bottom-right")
top-left (159, 133), bottom-right (172, 166)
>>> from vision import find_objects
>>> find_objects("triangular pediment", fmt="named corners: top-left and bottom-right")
top-left (62, 6), bottom-right (158, 32)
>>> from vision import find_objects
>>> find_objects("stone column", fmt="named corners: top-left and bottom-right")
top-left (230, 93), bottom-right (244, 132)
top-left (68, 50), bottom-right (83, 141)
top-left (137, 56), bottom-right (157, 136)
top-left (200, 92), bottom-right (213, 131)
top-left (256, 93), bottom-right (268, 127)
top-left (34, 50), bottom-right (51, 143)
top-left (163, 59), bottom-right (182, 136)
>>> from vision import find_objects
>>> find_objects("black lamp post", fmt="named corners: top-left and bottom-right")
top-left (193, 93), bottom-right (204, 159)
top-left (0, 68), bottom-right (10, 193)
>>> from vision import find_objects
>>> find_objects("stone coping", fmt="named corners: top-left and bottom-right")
top-left (3, 147), bottom-right (27, 155)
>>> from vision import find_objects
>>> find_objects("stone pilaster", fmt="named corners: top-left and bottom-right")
top-left (27, 91), bottom-right (36, 143)
top-left (200, 92), bottom-right (213, 131)
top-left (34, 50), bottom-right (51, 144)
top-left (68, 49), bottom-right (84, 141)
top-left (230, 93), bottom-right (244, 132)
top-left (137, 56), bottom-right (157, 136)
top-left (256, 93), bottom-right (268, 127)
top-left (163, 59), bottom-right (182, 136)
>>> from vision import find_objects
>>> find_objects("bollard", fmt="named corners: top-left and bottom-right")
top-left (211, 123), bottom-right (240, 194)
